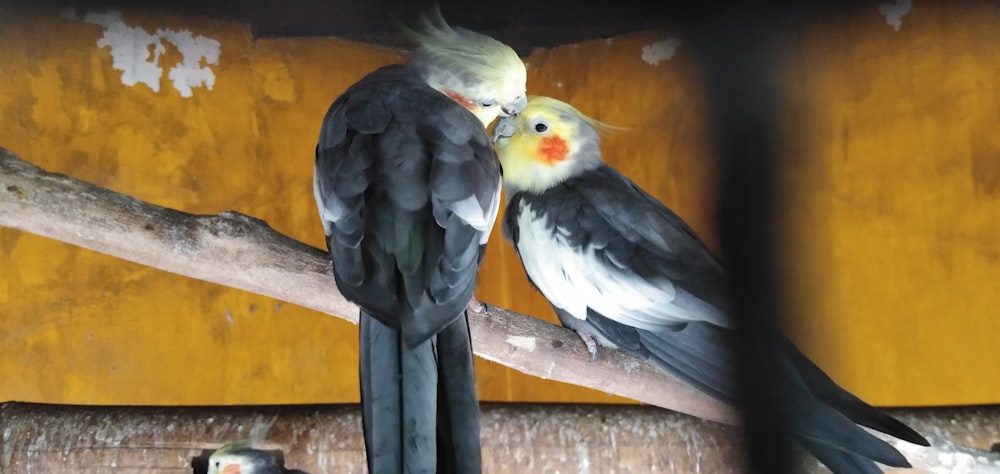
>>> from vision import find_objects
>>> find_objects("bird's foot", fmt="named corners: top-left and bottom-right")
top-left (467, 295), bottom-right (487, 314)
top-left (577, 331), bottom-right (599, 361)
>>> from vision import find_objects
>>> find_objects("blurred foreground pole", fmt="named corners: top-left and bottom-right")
top-left (683, 6), bottom-right (798, 473)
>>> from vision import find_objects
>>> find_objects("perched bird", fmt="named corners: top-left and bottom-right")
top-left (493, 95), bottom-right (930, 474)
top-left (206, 419), bottom-right (287, 474)
top-left (206, 439), bottom-right (284, 474)
top-left (313, 9), bottom-right (526, 474)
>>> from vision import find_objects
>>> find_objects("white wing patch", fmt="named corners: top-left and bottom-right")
top-left (444, 177), bottom-right (503, 245)
top-left (448, 194), bottom-right (489, 229)
top-left (446, 175), bottom-right (502, 245)
top-left (482, 176), bottom-right (503, 244)
top-left (516, 202), bottom-right (724, 331)
top-left (313, 173), bottom-right (335, 235)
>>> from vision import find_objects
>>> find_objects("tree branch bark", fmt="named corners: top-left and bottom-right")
top-left (6, 147), bottom-right (1000, 473)
top-left (0, 146), bottom-right (736, 425)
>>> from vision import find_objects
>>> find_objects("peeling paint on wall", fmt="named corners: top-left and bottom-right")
top-left (879, 0), bottom-right (913, 32)
top-left (157, 28), bottom-right (220, 98)
top-left (83, 11), bottom-right (165, 93)
top-left (641, 38), bottom-right (681, 66)
top-left (82, 10), bottom-right (220, 98)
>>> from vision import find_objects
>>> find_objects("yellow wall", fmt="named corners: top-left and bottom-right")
top-left (1, 4), bottom-right (998, 407)
top-left (775, 4), bottom-right (1000, 405)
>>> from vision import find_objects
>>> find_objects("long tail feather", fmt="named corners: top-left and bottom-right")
top-left (359, 310), bottom-right (481, 474)
top-left (780, 337), bottom-right (930, 447)
top-left (360, 312), bottom-right (437, 473)
top-left (638, 322), bottom-right (737, 405)
top-left (435, 312), bottom-right (483, 473)
top-left (784, 383), bottom-right (913, 468)
top-left (799, 437), bottom-right (888, 474)
top-left (615, 317), bottom-right (925, 473)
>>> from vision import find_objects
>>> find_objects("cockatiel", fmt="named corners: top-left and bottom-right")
top-left (206, 419), bottom-right (286, 474)
top-left (493, 96), bottom-right (930, 474)
top-left (206, 440), bottom-right (284, 474)
top-left (313, 9), bottom-right (526, 474)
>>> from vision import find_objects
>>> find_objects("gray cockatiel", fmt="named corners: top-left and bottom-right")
top-left (493, 95), bottom-right (930, 474)
top-left (206, 419), bottom-right (289, 474)
top-left (207, 440), bottom-right (283, 474)
top-left (313, 10), bottom-right (526, 474)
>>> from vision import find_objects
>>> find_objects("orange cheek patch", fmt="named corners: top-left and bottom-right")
top-left (539, 135), bottom-right (569, 164)
top-left (444, 90), bottom-right (475, 110)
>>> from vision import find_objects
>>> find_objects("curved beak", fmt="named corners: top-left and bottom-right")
top-left (492, 117), bottom-right (517, 143)
top-left (499, 95), bottom-right (527, 117)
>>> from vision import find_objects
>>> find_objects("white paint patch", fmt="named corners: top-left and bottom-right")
top-left (505, 335), bottom-right (537, 352)
top-left (641, 38), bottom-right (681, 66)
top-left (879, 0), bottom-right (912, 32)
top-left (84, 11), bottom-right (165, 93)
top-left (83, 10), bottom-right (220, 98)
top-left (158, 28), bottom-right (220, 98)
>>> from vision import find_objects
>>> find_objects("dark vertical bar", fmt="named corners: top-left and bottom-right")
top-left (682, 7), bottom-right (797, 474)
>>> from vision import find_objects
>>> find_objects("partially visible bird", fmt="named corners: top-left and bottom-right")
top-left (313, 7), bottom-right (527, 474)
top-left (207, 418), bottom-right (290, 474)
top-left (492, 95), bottom-right (930, 474)
top-left (207, 439), bottom-right (284, 474)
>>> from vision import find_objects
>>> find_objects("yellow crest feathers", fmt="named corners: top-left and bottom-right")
top-left (210, 415), bottom-right (278, 456)
top-left (526, 95), bottom-right (629, 135)
top-left (398, 6), bottom-right (525, 87)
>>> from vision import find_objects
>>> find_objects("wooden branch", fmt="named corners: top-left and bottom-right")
top-left (0, 146), bottom-right (736, 425)
top-left (3, 146), bottom-right (999, 472)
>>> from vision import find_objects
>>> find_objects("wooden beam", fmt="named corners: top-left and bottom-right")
top-left (0, 146), bottom-right (736, 427)
top-left (2, 402), bottom-right (1000, 473)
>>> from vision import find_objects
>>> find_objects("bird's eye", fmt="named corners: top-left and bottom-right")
top-left (480, 99), bottom-right (497, 107)
top-left (534, 122), bottom-right (548, 133)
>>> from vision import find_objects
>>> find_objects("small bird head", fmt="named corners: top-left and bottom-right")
top-left (207, 443), bottom-right (280, 474)
top-left (206, 418), bottom-right (281, 474)
top-left (493, 95), bottom-right (612, 194)
top-left (402, 9), bottom-right (527, 126)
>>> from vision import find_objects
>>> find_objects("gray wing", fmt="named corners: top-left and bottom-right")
top-left (314, 64), bottom-right (501, 346)
top-left (580, 165), bottom-right (731, 318)
top-left (504, 165), bottom-right (928, 473)
top-left (503, 167), bottom-right (737, 396)
top-left (504, 164), bottom-right (732, 333)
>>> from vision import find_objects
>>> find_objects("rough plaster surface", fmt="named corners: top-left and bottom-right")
top-left (82, 10), bottom-right (220, 97)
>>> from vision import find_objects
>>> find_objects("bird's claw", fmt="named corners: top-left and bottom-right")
top-left (577, 331), bottom-right (599, 361)
top-left (467, 295), bottom-right (487, 314)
